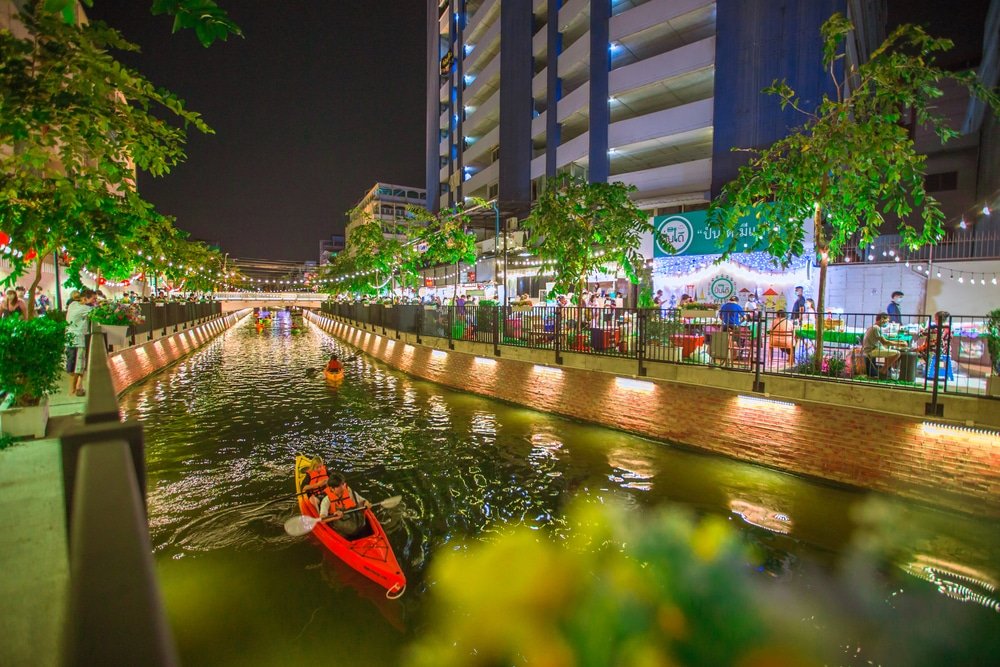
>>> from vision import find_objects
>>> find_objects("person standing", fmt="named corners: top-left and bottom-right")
top-left (718, 296), bottom-right (744, 330)
top-left (65, 289), bottom-right (97, 396)
top-left (1, 288), bottom-right (29, 319)
top-left (790, 286), bottom-right (806, 321)
top-left (886, 291), bottom-right (904, 324)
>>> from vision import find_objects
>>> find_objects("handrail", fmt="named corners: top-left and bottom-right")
top-left (60, 440), bottom-right (178, 667)
top-left (59, 332), bottom-right (176, 666)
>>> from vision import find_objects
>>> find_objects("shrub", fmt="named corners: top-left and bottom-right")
top-left (89, 301), bottom-right (145, 326)
top-left (0, 316), bottom-right (70, 406)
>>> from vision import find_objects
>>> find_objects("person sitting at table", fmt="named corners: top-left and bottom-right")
top-left (718, 296), bottom-right (744, 330)
top-left (914, 310), bottom-right (951, 355)
top-left (862, 313), bottom-right (908, 378)
top-left (768, 310), bottom-right (796, 362)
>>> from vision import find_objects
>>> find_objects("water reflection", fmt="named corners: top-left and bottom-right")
top-left (119, 317), bottom-right (1000, 666)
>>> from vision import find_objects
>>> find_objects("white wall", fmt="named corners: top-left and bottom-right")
top-left (822, 264), bottom-right (927, 316)
top-left (925, 259), bottom-right (1000, 317)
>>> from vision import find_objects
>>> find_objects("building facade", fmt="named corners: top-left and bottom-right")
top-left (427, 0), bottom-right (869, 216)
top-left (344, 183), bottom-right (428, 247)
top-left (319, 234), bottom-right (345, 265)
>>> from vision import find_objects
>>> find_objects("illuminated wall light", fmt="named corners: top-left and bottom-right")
top-left (921, 422), bottom-right (1000, 439)
top-left (431, 349), bottom-right (448, 359)
top-left (533, 364), bottom-right (563, 376)
top-left (737, 394), bottom-right (796, 409)
top-left (615, 377), bottom-right (655, 393)
top-left (474, 356), bottom-right (497, 366)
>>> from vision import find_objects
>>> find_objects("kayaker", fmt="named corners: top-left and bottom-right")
top-left (326, 354), bottom-right (343, 373)
top-left (321, 472), bottom-right (372, 537)
top-left (300, 459), bottom-right (371, 537)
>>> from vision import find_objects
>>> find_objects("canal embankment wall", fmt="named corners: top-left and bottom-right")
top-left (305, 311), bottom-right (1000, 518)
top-left (108, 309), bottom-right (252, 394)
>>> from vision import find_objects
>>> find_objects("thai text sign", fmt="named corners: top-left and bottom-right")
top-left (653, 210), bottom-right (765, 257)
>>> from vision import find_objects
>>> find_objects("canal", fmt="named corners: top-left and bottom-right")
top-left (119, 312), bottom-right (1000, 666)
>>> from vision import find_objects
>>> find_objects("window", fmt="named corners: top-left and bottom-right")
top-left (925, 171), bottom-right (958, 192)
top-left (487, 182), bottom-right (499, 199)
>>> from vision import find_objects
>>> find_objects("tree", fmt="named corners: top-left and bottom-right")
top-left (405, 202), bottom-right (480, 299)
top-left (44, 0), bottom-right (241, 47)
top-left (320, 208), bottom-right (414, 297)
top-left (522, 176), bottom-right (667, 302)
top-left (1, 6), bottom-right (212, 313)
top-left (707, 13), bottom-right (1000, 368)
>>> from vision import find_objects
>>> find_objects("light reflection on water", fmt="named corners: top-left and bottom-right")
top-left (119, 314), bottom-right (1000, 666)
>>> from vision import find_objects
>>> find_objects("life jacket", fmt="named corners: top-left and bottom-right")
top-left (326, 360), bottom-right (342, 372)
top-left (327, 486), bottom-right (359, 513)
top-left (304, 468), bottom-right (333, 499)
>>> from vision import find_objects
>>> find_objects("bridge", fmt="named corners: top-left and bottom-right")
top-left (213, 291), bottom-right (329, 312)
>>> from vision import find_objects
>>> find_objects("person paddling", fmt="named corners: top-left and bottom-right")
top-left (300, 458), bottom-right (371, 537)
top-left (326, 354), bottom-right (343, 374)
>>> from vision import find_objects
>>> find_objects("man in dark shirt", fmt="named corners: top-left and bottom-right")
top-left (790, 286), bottom-right (806, 321)
top-left (886, 291), bottom-right (904, 324)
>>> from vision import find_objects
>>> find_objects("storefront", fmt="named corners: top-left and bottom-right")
top-left (650, 210), bottom-right (813, 311)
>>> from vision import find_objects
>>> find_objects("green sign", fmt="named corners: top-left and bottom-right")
top-left (653, 210), bottom-right (766, 257)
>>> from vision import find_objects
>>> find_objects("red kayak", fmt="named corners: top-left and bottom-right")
top-left (293, 454), bottom-right (406, 598)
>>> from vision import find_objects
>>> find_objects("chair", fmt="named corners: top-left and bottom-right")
top-left (728, 326), bottom-right (753, 367)
top-left (769, 328), bottom-right (796, 364)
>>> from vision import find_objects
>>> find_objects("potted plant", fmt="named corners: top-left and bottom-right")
top-left (0, 316), bottom-right (69, 438)
top-left (90, 301), bottom-right (145, 347)
top-left (680, 301), bottom-right (719, 320)
top-left (647, 313), bottom-right (686, 361)
top-left (986, 308), bottom-right (1000, 396)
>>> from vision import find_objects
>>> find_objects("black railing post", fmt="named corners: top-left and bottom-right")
top-left (753, 310), bottom-right (765, 392)
top-left (448, 306), bottom-right (455, 350)
top-left (416, 306), bottom-right (424, 345)
top-left (492, 304), bottom-right (501, 356)
top-left (554, 306), bottom-right (563, 365)
top-left (925, 314), bottom-right (947, 416)
top-left (637, 308), bottom-right (647, 376)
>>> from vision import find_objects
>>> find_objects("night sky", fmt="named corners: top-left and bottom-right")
top-left (87, 1), bottom-right (426, 262)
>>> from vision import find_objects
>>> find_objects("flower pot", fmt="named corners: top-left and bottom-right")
top-left (99, 324), bottom-right (130, 347)
top-left (0, 398), bottom-right (49, 439)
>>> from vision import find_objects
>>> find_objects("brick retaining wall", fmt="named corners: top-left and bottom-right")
top-left (107, 310), bottom-right (251, 394)
top-left (307, 311), bottom-right (1000, 518)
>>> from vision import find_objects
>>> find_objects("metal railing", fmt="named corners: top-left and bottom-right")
top-left (321, 303), bottom-right (997, 409)
top-left (59, 334), bottom-right (177, 666)
top-left (107, 301), bottom-right (222, 350)
top-left (213, 292), bottom-right (329, 301)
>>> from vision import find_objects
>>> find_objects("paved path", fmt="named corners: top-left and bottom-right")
top-left (0, 378), bottom-right (85, 667)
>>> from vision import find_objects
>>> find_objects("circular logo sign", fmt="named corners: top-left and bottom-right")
top-left (709, 275), bottom-right (735, 300)
top-left (656, 215), bottom-right (694, 255)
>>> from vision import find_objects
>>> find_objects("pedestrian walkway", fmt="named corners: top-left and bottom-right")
top-left (0, 376), bottom-right (86, 667)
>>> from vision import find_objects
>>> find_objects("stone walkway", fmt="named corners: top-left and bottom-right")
top-left (0, 377), bottom-right (85, 667)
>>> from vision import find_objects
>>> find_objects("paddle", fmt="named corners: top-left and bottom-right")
top-left (283, 495), bottom-right (403, 537)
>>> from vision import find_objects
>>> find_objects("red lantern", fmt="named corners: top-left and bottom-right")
top-left (0, 231), bottom-right (9, 246)
top-left (98, 277), bottom-right (107, 286)
top-left (122, 280), bottom-right (130, 287)
top-left (24, 248), bottom-right (37, 261)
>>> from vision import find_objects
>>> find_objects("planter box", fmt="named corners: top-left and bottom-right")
top-left (0, 398), bottom-right (49, 439)
top-left (99, 324), bottom-right (130, 347)
top-left (682, 309), bottom-right (717, 319)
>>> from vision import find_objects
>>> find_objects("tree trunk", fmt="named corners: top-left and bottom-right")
top-left (25, 255), bottom-right (45, 319)
top-left (814, 206), bottom-right (827, 372)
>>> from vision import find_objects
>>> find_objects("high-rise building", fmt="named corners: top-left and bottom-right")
top-left (427, 0), bottom-right (880, 216)
top-left (345, 183), bottom-right (428, 247)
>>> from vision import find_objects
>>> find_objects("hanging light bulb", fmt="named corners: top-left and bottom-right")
top-left (992, 277), bottom-right (997, 285)
top-left (984, 204), bottom-right (991, 216)
top-left (958, 276), bottom-right (964, 283)
top-left (959, 218), bottom-right (967, 230)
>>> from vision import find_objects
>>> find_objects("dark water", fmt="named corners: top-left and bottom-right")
top-left (120, 313), bottom-right (1000, 666)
